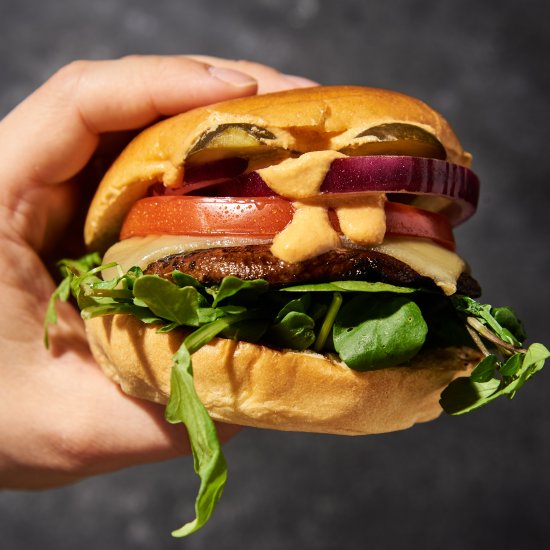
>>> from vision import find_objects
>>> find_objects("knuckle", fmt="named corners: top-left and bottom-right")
top-left (48, 59), bottom-right (89, 86)
top-left (44, 60), bottom-right (92, 100)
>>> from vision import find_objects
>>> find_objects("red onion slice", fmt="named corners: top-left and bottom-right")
top-left (181, 155), bottom-right (479, 226)
top-left (323, 156), bottom-right (479, 225)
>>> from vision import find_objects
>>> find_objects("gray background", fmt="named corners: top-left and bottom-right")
top-left (1, 0), bottom-right (549, 549)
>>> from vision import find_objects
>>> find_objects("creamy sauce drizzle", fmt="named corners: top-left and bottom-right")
top-left (271, 203), bottom-right (341, 263)
top-left (257, 150), bottom-right (345, 199)
top-left (257, 150), bottom-right (387, 262)
top-left (333, 193), bottom-right (387, 245)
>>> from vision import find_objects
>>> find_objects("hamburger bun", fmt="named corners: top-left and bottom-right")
top-left (83, 85), bottom-right (480, 436)
top-left (86, 315), bottom-right (480, 435)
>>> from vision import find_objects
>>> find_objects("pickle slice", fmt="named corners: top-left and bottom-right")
top-left (340, 123), bottom-right (447, 160)
top-left (187, 123), bottom-right (279, 164)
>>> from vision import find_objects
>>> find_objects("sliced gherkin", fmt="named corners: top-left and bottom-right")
top-left (187, 123), bottom-right (279, 165)
top-left (340, 123), bottom-right (447, 159)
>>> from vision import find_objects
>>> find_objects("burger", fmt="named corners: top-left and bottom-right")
top-left (47, 86), bottom-right (547, 536)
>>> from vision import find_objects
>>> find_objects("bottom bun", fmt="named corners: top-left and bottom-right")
top-left (86, 315), bottom-right (480, 436)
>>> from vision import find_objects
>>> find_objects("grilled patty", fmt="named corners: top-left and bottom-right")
top-left (144, 244), bottom-right (481, 297)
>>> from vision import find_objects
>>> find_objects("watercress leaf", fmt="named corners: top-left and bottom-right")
top-left (333, 295), bottom-right (428, 371)
top-left (85, 286), bottom-right (134, 301)
top-left (183, 311), bottom-right (261, 354)
top-left (211, 277), bottom-right (269, 307)
top-left (492, 306), bottom-right (527, 342)
top-left (440, 377), bottom-right (501, 415)
top-left (267, 311), bottom-right (315, 350)
top-left (441, 343), bottom-right (549, 414)
top-left (500, 353), bottom-right (523, 377)
top-left (470, 354), bottom-right (499, 382)
top-left (523, 343), bottom-right (550, 372)
top-left (217, 305), bottom-right (247, 316)
top-left (122, 266), bottom-right (144, 290)
top-left (133, 297), bottom-right (149, 308)
top-left (196, 305), bottom-right (249, 324)
top-left (221, 318), bottom-right (270, 343)
top-left (165, 342), bottom-right (227, 537)
top-left (503, 344), bottom-right (549, 398)
top-left (452, 295), bottom-right (515, 344)
top-left (133, 276), bottom-right (201, 326)
top-left (451, 295), bottom-right (485, 316)
top-left (171, 270), bottom-right (204, 290)
top-left (44, 275), bottom-right (72, 348)
top-left (197, 308), bottom-right (220, 324)
top-left (280, 280), bottom-right (416, 293)
top-left (57, 252), bottom-right (102, 277)
top-left (80, 303), bottom-right (164, 324)
top-left (90, 277), bottom-right (120, 290)
top-left (156, 322), bottom-right (181, 333)
top-left (274, 294), bottom-right (311, 324)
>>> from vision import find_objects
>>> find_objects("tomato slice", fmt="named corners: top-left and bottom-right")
top-left (121, 196), bottom-right (455, 250)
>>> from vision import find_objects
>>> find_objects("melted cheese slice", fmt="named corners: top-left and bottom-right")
top-left (102, 235), bottom-right (270, 281)
top-left (103, 235), bottom-right (465, 295)
top-left (370, 237), bottom-right (465, 295)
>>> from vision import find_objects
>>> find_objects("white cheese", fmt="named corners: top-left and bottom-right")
top-left (102, 235), bottom-right (270, 280)
top-left (103, 234), bottom-right (465, 295)
top-left (370, 237), bottom-right (465, 295)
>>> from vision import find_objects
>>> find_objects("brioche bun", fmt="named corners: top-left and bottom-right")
top-left (83, 85), bottom-right (478, 436)
top-left (86, 315), bottom-right (480, 435)
top-left (85, 86), bottom-right (470, 253)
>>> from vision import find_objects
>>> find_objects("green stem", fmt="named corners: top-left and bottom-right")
top-left (313, 292), bottom-right (343, 352)
top-left (86, 288), bottom-right (134, 300)
top-left (466, 316), bottom-right (527, 354)
top-left (184, 311), bottom-right (259, 354)
top-left (466, 324), bottom-right (491, 357)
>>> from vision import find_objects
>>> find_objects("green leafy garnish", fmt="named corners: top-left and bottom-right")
top-left (133, 276), bottom-right (202, 326)
top-left (45, 255), bottom-right (548, 537)
top-left (166, 311), bottom-right (256, 537)
top-left (281, 280), bottom-right (417, 293)
top-left (44, 252), bottom-right (104, 347)
top-left (333, 294), bottom-right (428, 370)
top-left (440, 297), bottom-right (549, 414)
top-left (165, 343), bottom-right (226, 537)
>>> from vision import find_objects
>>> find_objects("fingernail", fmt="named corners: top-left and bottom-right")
top-left (283, 74), bottom-right (319, 88)
top-left (209, 66), bottom-right (257, 88)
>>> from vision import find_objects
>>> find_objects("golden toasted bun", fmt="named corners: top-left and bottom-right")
top-left (86, 315), bottom-right (480, 436)
top-left (85, 86), bottom-right (471, 253)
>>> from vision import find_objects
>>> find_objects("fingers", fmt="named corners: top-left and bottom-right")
top-left (0, 55), bottom-right (317, 191)
top-left (0, 56), bottom-right (261, 189)
top-left (1, 359), bottom-right (242, 488)
top-left (187, 55), bottom-right (318, 93)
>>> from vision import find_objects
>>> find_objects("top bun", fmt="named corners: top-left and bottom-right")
top-left (85, 86), bottom-right (471, 253)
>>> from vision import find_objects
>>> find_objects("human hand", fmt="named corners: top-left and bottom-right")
top-left (0, 55), bottom-right (316, 489)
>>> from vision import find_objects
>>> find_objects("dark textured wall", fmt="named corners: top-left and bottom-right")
top-left (1, 1), bottom-right (549, 548)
